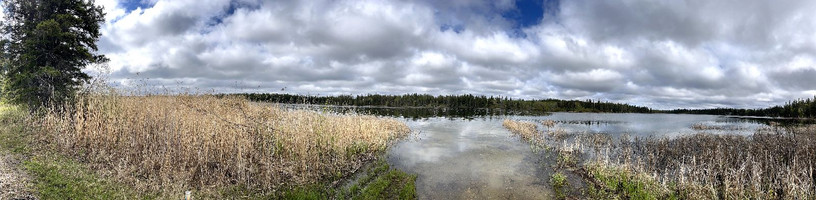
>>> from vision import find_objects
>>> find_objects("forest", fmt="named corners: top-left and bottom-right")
top-left (231, 93), bottom-right (816, 118)
top-left (669, 96), bottom-right (816, 118)
top-left (229, 93), bottom-right (654, 114)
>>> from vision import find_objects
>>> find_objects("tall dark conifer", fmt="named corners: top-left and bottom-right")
top-left (1, 0), bottom-right (106, 110)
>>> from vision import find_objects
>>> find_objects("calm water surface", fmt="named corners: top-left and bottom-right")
top-left (386, 113), bottom-right (770, 199)
top-left (515, 112), bottom-right (767, 137)
top-left (387, 117), bottom-right (553, 199)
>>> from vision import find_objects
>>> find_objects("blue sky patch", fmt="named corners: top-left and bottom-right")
top-left (502, 0), bottom-right (546, 29)
top-left (121, 0), bottom-right (154, 12)
top-left (502, 0), bottom-right (560, 37)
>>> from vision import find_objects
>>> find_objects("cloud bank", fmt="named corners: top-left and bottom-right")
top-left (94, 0), bottom-right (816, 109)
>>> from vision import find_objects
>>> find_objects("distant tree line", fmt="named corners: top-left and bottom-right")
top-left (227, 93), bottom-right (816, 118)
top-left (227, 93), bottom-right (654, 114)
top-left (669, 96), bottom-right (816, 118)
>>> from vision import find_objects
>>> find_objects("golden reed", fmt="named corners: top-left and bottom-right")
top-left (34, 94), bottom-right (410, 194)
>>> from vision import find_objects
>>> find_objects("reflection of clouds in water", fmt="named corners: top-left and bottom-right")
top-left (392, 118), bottom-right (480, 167)
top-left (388, 117), bottom-right (552, 199)
top-left (390, 113), bottom-right (773, 198)
top-left (390, 146), bottom-right (448, 167)
top-left (457, 124), bottom-right (472, 152)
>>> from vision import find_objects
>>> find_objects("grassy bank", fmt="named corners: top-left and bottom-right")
top-left (1, 93), bottom-right (415, 198)
top-left (503, 119), bottom-right (816, 199)
top-left (3, 101), bottom-right (140, 199)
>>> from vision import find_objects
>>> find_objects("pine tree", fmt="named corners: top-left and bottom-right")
top-left (1, 0), bottom-right (107, 110)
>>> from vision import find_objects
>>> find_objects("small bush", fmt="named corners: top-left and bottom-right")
top-left (550, 172), bottom-right (568, 199)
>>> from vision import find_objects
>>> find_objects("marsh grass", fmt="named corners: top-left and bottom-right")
top-left (337, 159), bottom-right (417, 200)
top-left (690, 122), bottom-right (747, 131)
top-left (30, 93), bottom-right (410, 197)
top-left (502, 119), bottom-right (539, 142)
top-left (503, 119), bottom-right (816, 199)
top-left (606, 132), bottom-right (816, 199)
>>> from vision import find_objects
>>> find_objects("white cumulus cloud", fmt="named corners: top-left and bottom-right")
top-left (93, 0), bottom-right (816, 109)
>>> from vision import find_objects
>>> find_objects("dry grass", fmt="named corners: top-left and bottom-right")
top-left (610, 132), bottom-right (816, 199)
top-left (540, 119), bottom-right (556, 129)
top-left (503, 119), bottom-right (816, 199)
top-left (502, 119), bottom-right (541, 144)
top-left (32, 93), bottom-right (410, 196)
top-left (690, 122), bottom-right (747, 131)
top-left (504, 119), bottom-right (568, 144)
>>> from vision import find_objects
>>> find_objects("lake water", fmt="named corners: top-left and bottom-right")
top-left (514, 112), bottom-right (767, 138)
top-left (387, 117), bottom-right (554, 199)
top-left (386, 112), bottom-right (771, 199)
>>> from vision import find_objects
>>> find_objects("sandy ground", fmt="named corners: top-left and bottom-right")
top-left (0, 152), bottom-right (35, 199)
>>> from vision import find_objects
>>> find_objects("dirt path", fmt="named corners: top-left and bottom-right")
top-left (0, 151), bottom-right (35, 199)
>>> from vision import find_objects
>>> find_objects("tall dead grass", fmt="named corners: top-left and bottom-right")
top-left (502, 119), bottom-right (539, 142)
top-left (503, 119), bottom-right (568, 145)
top-left (33, 93), bottom-right (410, 195)
top-left (503, 119), bottom-right (816, 199)
top-left (611, 132), bottom-right (816, 199)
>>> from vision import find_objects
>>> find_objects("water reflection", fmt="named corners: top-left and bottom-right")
top-left (276, 104), bottom-right (791, 198)
top-left (385, 113), bottom-right (777, 199)
top-left (276, 104), bottom-right (549, 119)
top-left (513, 113), bottom-right (769, 138)
top-left (387, 118), bottom-right (553, 199)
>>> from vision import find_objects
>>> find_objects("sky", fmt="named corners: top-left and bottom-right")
top-left (86, 0), bottom-right (816, 109)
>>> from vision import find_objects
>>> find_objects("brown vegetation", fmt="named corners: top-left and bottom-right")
top-left (606, 131), bottom-right (816, 199)
top-left (503, 119), bottom-right (816, 199)
top-left (32, 94), bottom-right (411, 196)
top-left (690, 122), bottom-right (747, 131)
top-left (502, 119), bottom-right (539, 143)
top-left (540, 119), bottom-right (556, 128)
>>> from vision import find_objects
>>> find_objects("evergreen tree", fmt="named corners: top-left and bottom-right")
top-left (1, 0), bottom-right (107, 110)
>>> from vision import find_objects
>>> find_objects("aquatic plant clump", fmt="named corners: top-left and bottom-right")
top-left (606, 132), bottom-right (816, 199)
top-left (502, 119), bottom-right (539, 142)
top-left (502, 119), bottom-right (816, 199)
top-left (32, 94), bottom-right (411, 195)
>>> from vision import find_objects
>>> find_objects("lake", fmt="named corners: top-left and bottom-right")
top-left (385, 112), bottom-right (771, 199)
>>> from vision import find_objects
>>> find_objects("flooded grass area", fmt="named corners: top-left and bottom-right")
top-left (387, 118), bottom-right (556, 199)
top-left (376, 112), bottom-right (813, 199)
top-left (504, 116), bottom-right (816, 199)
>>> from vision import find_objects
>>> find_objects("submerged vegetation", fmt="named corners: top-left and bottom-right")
top-left (336, 160), bottom-right (417, 200)
top-left (1, 92), bottom-right (416, 198)
top-left (503, 119), bottom-right (816, 199)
